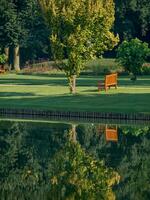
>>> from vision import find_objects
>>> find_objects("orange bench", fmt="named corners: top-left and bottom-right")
top-left (105, 125), bottom-right (118, 142)
top-left (98, 73), bottom-right (118, 91)
top-left (0, 65), bottom-right (5, 74)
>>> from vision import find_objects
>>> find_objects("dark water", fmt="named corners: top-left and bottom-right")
top-left (0, 120), bottom-right (150, 200)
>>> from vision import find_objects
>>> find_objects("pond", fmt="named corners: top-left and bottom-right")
top-left (0, 119), bottom-right (150, 200)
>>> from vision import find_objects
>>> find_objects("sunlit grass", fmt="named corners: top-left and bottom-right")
top-left (0, 73), bottom-right (150, 113)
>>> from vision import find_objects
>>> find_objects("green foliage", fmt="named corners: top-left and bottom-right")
top-left (0, 120), bottom-right (150, 199)
top-left (0, 0), bottom-right (50, 66)
top-left (20, 0), bottom-right (50, 63)
top-left (0, 0), bottom-right (23, 47)
top-left (0, 121), bottom-right (70, 199)
top-left (39, 0), bottom-right (119, 92)
top-left (142, 63), bottom-right (150, 75)
top-left (114, 0), bottom-right (150, 41)
top-left (115, 126), bottom-right (150, 200)
top-left (121, 126), bottom-right (149, 136)
top-left (85, 58), bottom-right (123, 75)
top-left (0, 53), bottom-right (6, 65)
top-left (116, 38), bottom-right (150, 79)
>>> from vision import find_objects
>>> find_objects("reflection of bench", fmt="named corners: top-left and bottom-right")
top-left (98, 73), bottom-right (118, 91)
top-left (0, 65), bottom-right (5, 74)
top-left (97, 124), bottom-right (118, 142)
top-left (105, 125), bottom-right (118, 142)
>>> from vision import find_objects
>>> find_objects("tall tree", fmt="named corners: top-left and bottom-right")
top-left (20, 0), bottom-right (50, 65)
top-left (114, 0), bottom-right (150, 42)
top-left (0, 0), bottom-right (21, 70)
top-left (0, 0), bottom-right (50, 70)
top-left (39, 0), bottom-right (119, 93)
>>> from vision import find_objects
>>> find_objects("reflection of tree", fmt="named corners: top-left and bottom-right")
top-left (0, 121), bottom-right (70, 199)
top-left (49, 130), bottom-right (120, 200)
top-left (0, 121), bottom-right (120, 199)
top-left (114, 126), bottom-right (150, 200)
top-left (77, 124), bottom-right (101, 158)
top-left (2, 121), bottom-right (149, 200)
top-left (75, 124), bottom-right (150, 200)
top-left (0, 121), bottom-right (120, 200)
top-left (0, 121), bottom-right (43, 198)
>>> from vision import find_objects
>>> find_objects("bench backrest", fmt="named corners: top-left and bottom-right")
top-left (105, 73), bottom-right (117, 86)
top-left (105, 127), bottom-right (118, 142)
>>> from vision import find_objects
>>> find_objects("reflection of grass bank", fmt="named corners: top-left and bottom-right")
top-left (0, 74), bottom-right (150, 114)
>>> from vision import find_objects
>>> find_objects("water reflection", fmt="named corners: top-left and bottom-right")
top-left (97, 125), bottom-right (118, 142)
top-left (0, 120), bottom-right (150, 200)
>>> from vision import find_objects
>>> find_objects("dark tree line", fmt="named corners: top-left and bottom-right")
top-left (0, 0), bottom-right (150, 70)
top-left (0, 0), bottom-right (50, 70)
top-left (115, 0), bottom-right (150, 41)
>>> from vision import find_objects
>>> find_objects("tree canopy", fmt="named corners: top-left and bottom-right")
top-left (116, 38), bottom-right (150, 80)
top-left (39, 0), bottom-right (119, 93)
top-left (114, 0), bottom-right (150, 41)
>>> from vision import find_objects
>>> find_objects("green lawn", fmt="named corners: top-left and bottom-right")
top-left (0, 73), bottom-right (150, 113)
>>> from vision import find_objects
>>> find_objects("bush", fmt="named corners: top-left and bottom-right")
top-left (142, 63), bottom-right (150, 75)
top-left (0, 53), bottom-right (6, 65)
top-left (84, 58), bottom-right (123, 75)
top-left (116, 38), bottom-right (150, 80)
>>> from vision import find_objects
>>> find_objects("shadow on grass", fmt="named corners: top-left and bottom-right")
top-left (0, 74), bottom-right (150, 88)
top-left (118, 78), bottom-right (150, 87)
top-left (0, 77), bottom-right (99, 87)
top-left (82, 89), bottom-right (99, 92)
top-left (0, 92), bottom-right (38, 97)
top-left (24, 73), bottom-right (66, 78)
top-left (0, 78), bottom-right (68, 86)
top-left (0, 92), bottom-right (150, 113)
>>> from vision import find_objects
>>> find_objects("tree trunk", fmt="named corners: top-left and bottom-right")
top-left (14, 45), bottom-right (20, 71)
top-left (4, 47), bottom-right (10, 70)
top-left (69, 75), bottom-right (76, 94)
top-left (69, 124), bottom-right (77, 143)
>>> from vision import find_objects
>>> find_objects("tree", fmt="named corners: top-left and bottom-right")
top-left (116, 38), bottom-right (150, 80)
top-left (0, 0), bottom-right (50, 71)
top-left (0, 120), bottom-right (71, 199)
top-left (39, 0), bottom-right (119, 93)
top-left (0, 0), bottom-right (24, 71)
top-left (114, 0), bottom-right (150, 42)
top-left (0, 0), bottom-right (18, 70)
top-left (0, 120), bottom-right (120, 200)
top-left (17, 0), bottom-right (50, 66)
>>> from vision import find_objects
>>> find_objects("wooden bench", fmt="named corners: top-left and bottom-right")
top-left (0, 65), bottom-right (5, 74)
top-left (105, 125), bottom-right (118, 142)
top-left (98, 73), bottom-right (118, 91)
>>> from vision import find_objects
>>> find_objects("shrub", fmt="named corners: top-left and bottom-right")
top-left (142, 63), bottom-right (150, 75)
top-left (116, 38), bottom-right (150, 80)
top-left (0, 53), bottom-right (6, 65)
top-left (84, 58), bottom-right (123, 75)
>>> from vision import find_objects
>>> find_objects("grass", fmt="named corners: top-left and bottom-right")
top-left (0, 73), bottom-right (150, 114)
